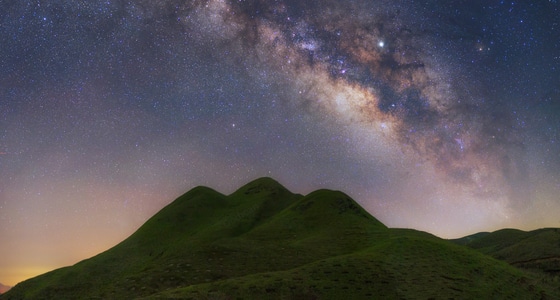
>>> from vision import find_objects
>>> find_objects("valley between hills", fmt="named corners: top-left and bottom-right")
top-left (2, 177), bottom-right (559, 299)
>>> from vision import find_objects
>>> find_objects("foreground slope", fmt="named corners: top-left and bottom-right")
top-left (3, 178), bottom-right (559, 299)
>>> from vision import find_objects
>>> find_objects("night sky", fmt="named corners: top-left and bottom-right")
top-left (1, 0), bottom-right (559, 286)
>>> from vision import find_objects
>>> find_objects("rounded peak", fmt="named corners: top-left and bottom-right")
top-left (231, 177), bottom-right (290, 196)
top-left (293, 189), bottom-right (386, 228)
top-left (186, 185), bottom-right (221, 195)
top-left (247, 177), bottom-right (283, 187)
top-left (173, 185), bottom-right (224, 201)
top-left (305, 188), bottom-right (348, 198)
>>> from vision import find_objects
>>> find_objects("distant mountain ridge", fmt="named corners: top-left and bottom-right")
top-left (2, 178), bottom-right (559, 299)
top-left (0, 283), bottom-right (10, 294)
top-left (451, 228), bottom-right (560, 276)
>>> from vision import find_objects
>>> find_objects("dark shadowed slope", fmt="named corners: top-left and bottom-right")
top-left (453, 228), bottom-right (560, 277)
top-left (2, 178), bottom-right (559, 299)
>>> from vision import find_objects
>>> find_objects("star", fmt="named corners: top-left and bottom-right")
top-left (0, 0), bottom-right (559, 287)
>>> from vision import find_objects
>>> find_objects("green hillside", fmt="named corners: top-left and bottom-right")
top-left (2, 178), bottom-right (559, 299)
top-left (453, 228), bottom-right (560, 277)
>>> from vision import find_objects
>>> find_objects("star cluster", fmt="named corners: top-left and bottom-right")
top-left (1, 0), bottom-right (559, 286)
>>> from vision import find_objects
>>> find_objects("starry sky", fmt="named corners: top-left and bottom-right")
top-left (1, 0), bottom-right (559, 286)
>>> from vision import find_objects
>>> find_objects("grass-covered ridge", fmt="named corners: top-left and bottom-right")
top-left (2, 177), bottom-right (559, 299)
top-left (452, 228), bottom-right (560, 278)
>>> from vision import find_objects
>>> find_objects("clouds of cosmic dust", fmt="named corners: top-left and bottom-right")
top-left (166, 0), bottom-right (548, 207)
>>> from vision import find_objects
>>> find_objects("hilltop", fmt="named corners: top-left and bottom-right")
top-left (2, 178), bottom-right (559, 299)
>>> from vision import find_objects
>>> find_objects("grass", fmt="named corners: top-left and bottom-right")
top-left (3, 177), bottom-right (559, 299)
top-left (143, 230), bottom-right (556, 299)
top-left (452, 227), bottom-right (560, 283)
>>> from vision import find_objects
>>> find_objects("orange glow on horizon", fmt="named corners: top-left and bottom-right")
top-left (1, 266), bottom-right (58, 287)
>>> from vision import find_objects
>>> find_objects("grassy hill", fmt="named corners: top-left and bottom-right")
top-left (452, 228), bottom-right (560, 278)
top-left (2, 178), bottom-right (559, 299)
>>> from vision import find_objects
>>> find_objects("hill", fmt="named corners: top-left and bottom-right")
top-left (2, 178), bottom-right (559, 299)
top-left (452, 228), bottom-right (560, 277)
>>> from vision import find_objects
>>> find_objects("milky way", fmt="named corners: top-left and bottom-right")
top-left (1, 0), bottom-right (559, 286)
